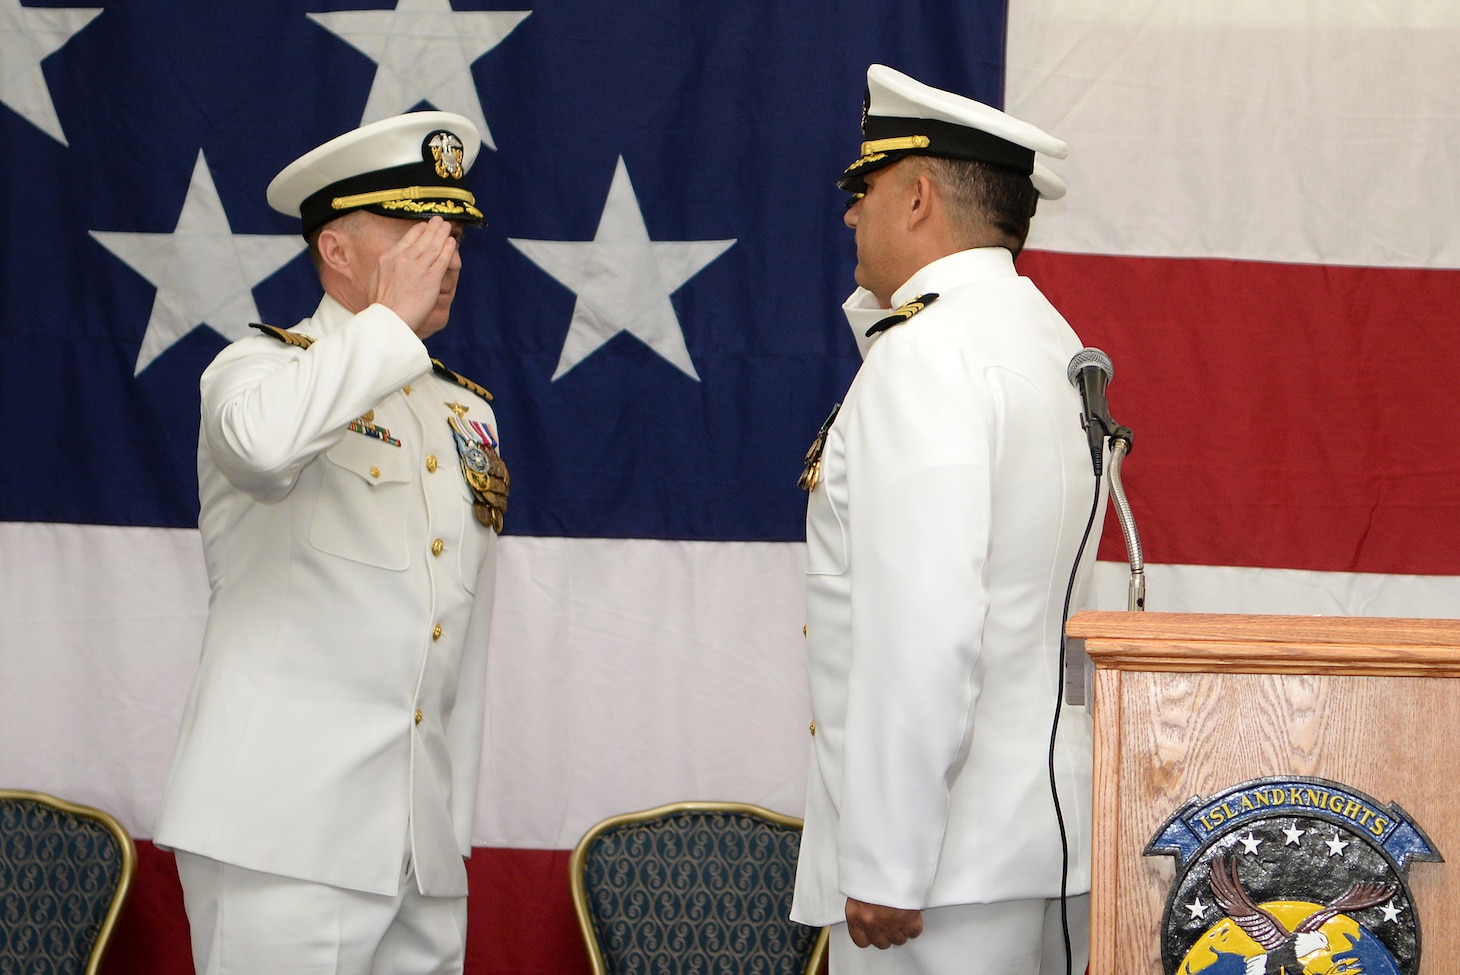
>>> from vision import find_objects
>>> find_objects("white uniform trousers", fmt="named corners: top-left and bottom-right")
top-left (828, 895), bottom-right (1090, 975)
top-left (175, 851), bottom-right (468, 975)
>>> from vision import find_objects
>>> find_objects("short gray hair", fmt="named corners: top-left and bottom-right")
top-left (909, 156), bottom-right (1039, 251)
top-left (306, 209), bottom-right (370, 271)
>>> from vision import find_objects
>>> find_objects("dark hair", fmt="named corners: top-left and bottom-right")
top-left (916, 156), bottom-right (1039, 252)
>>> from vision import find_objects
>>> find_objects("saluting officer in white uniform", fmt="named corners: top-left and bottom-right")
top-left (155, 112), bottom-right (510, 975)
top-left (791, 66), bottom-right (1104, 975)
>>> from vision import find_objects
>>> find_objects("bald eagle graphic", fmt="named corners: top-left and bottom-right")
top-left (1208, 855), bottom-right (1397, 975)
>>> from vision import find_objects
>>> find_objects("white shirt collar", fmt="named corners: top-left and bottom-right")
top-left (307, 293), bottom-right (357, 338)
top-left (842, 247), bottom-right (1017, 359)
top-left (889, 247), bottom-right (1016, 310)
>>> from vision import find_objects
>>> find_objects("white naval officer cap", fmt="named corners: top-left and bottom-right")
top-left (267, 111), bottom-right (485, 238)
top-left (839, 64), bottom-right (1069, 201)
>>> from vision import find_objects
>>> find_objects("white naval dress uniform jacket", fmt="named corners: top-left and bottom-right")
top-left (790, 248), bottom-right (1100, 926)
top-left (155, 294), bottom-right (498, 898)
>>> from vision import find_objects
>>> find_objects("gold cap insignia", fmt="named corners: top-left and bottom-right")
top-left (427, 131), bottom-right (466, 180)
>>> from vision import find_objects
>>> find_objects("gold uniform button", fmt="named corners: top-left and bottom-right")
top-left (431, 538), bottom-right (444, 557)
top-left (415, 709), bottom-right (424, 725)
top-left (809, 721), bottom-right (817, 737)
top-left (432, 623), bottom-right (443, 641)
top-left (370, 466), bottom-right (381, 479)
top-left (802, 625), bottom-right (807, 637)
top-left (426, 455), bottom-right (438, 473)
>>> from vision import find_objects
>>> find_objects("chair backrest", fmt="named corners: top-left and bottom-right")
top-left (0, 790), bottom-right (136, 975)
top-left (569, 801), bottom-right (828, 975)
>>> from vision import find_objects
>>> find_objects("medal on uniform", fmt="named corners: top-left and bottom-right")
top-left (446, 406), bottom-right (509, 533)
top-left (799, 403), bottom-right (841, 492)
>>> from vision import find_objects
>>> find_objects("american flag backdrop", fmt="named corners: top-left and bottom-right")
top-left (2, 0), bottom-right (1458, 972)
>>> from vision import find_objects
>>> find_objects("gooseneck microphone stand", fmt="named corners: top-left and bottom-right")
top-left (1066, 345), bottom-right (1145, 612)
top-left (1103, 425), bottom-right (1144, 612)
top-left (1051, 350), bottom-right (1143, 975)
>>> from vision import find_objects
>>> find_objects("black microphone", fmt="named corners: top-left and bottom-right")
top-left (1066, 348), bottom-right (1128, 476)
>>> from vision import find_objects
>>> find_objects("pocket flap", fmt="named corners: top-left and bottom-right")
top-left (323, 430), bottom-right (410, 485)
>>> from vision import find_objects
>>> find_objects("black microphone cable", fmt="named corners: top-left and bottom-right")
top-left (1047, 462), bottom-right (1103, 975)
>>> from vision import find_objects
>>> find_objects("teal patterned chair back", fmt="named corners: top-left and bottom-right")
top-left (570, 802), bottom-right (828, 975)
top-left (0, 791), bottom-right (136, 975)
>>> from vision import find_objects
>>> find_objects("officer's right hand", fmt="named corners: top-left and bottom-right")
top-left (845, 897), bottom-right (923, 950)
top-left (368, 216), bottom-right (460, 339)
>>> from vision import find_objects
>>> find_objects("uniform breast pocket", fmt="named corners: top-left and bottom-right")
top-left (309, 434), bottom-right (412, 570)
top-left (457, 524), bottom-right (493, 595)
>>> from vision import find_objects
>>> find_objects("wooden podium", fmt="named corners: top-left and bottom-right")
top-left (1066, 611), bottom-right (1460, 974)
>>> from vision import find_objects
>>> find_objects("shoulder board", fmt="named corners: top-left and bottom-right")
top-left (250, 323), bottom-right (315, 349)
top-left (432, 359), bottom-right (494, 402)
top-left (864, 292), bottom-right (940, 337)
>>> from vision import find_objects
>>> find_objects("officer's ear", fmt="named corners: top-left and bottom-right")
top-left (314, 223), bottom-right (353, 276)
top-left (906, 172), bottom-right (936, 232)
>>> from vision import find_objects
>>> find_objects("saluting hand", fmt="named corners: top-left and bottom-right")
top-left (367, 216), bottom-right (461, 339)
top-left (845, 897), bottom-right (924, 950)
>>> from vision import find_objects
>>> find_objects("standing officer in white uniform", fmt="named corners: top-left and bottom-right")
top-left (791, 66), bottom-right (1103, 974)
top-left (154, 111), bottom-right (510, 975)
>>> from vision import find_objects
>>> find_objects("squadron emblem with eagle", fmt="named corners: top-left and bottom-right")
top-left (1145, 777), bottom-right (1441, 975)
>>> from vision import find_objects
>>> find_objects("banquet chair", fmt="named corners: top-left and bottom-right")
top-left (570, 801), bottom-right (829, 975)
top-left (0, 789), bottom-right (137, 975)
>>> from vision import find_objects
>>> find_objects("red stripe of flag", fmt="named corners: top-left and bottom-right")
top-left (1021, 251), bottom-right (1460, 576)
top-left (102, 843), bottom-right (592, 975)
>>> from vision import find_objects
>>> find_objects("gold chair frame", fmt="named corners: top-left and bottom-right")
top-left (569, 800), bottom-right (829, 975)
top-left (0, 789), bottom-right (138, 975)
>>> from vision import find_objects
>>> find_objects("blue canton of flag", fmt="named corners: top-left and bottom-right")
top-left (0, 0), bottom-right (1010, 541)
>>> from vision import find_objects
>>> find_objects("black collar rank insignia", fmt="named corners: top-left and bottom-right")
top-left (432, 358), bottom-right (493, 402)
top-left (865, 292), bottom-right (939, 337)
top-left (250, 322), bottom-right (315, 348)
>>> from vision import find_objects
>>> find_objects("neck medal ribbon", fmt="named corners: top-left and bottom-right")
top-left (447, 412), bottom-right (509, 533)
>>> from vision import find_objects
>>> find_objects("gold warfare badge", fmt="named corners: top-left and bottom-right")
top-left (1146, 776), bottom-right (1441, 975)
